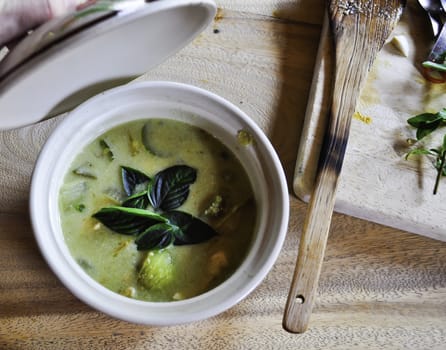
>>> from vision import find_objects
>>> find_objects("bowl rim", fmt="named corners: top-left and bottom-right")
top-left (30, 81), bottom-right (289, 325)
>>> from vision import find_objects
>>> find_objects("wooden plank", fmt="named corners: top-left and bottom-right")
top-left (215, 0), bottom-right (325, 24)
top-left (0, 1), bottom-right (445, 348)
top-left (1, 203), bottom-right (445, 349)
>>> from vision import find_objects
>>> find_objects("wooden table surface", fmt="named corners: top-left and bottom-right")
top-left (1, 0), bottom-right (445, 349)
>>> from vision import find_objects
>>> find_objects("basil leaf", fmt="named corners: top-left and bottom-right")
top-left (164, 210), bottom-right (218, 245)
top-left (135, 223), bottom-right (178, 250)
top-left (92, 206), bottom-right (167, 235)
top-left (416, 127), bottom-right (437, 140)
top-left (175, 217), bottom-right (217, 245)
top-left (407, 113), bottom-right (441, 128)
top-left (121, 166), bottom-right (151, 196)
top-left (407, 113), bottom-right (443, 140)
top-left (148, 165), bottom-right (197, 211)
top-left (122, 190), bottom-right (149, 209)
top-left (405, 148), bottom-right (435, 160)
top-left (164, 210), bottom-right (193, 229)
top-left (416, 121), bottom-right (442, 140)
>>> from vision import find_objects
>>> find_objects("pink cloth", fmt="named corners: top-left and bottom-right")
top-left (0, 0), bottom-right (84, 46)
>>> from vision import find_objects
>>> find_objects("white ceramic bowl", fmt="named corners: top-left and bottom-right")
top-left (30, 81), bottom-right (289, 325)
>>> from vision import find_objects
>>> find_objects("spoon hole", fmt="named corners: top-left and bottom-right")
top-left (295, 295), bottom-right (305, 304)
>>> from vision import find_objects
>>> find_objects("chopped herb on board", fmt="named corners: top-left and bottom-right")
top-left (406, 109), bottom-right (446, 194)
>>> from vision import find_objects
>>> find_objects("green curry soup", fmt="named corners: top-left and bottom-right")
top-left (59, 119), bottom-right (257, 302)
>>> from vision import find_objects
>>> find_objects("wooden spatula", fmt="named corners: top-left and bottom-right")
top-left (283, 0), bottom-right (406, 333)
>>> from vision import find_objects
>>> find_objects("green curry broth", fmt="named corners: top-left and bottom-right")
top-left (59, 118), bottom-right (257, 301)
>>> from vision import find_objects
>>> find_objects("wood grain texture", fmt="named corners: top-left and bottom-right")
top-left (0, 116), bottom-right (62, 213)
top-left (0, 0), bottom-right (445, 348)
top-left (1, 200), bottom-right (446, 349)
top-left (283, 0), bottom-right (405, 333)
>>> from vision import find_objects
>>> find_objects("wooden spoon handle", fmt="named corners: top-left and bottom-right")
top-left (282, 163), bottom-right (340, 332)
top-left (283, 64), bottom-right (365, 332)
top-left (283, 9), bottom-right (371, 334)
top-left (283, 0), bottom-right (404, 334)
top-left (282, 92), bottom-right (356, 333)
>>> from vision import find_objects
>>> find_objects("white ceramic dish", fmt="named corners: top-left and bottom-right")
top-left (30, 81), bottom-right (289, 325)
top-left (0, 0), bottom-right (217, 130)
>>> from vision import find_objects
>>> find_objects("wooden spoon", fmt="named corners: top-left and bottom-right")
top-left (283, 0), bottom-right (405, 333)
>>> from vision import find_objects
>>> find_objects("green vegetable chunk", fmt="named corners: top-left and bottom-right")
top-left (99, 139), bottom-right (114, 161)
top-left (138, 250), bottom-right (175, 291)
top-left (72, 162), bottom-right (97, 179)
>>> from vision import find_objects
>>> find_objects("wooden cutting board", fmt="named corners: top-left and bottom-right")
top-left (294, 2), bottom-right (446, 242)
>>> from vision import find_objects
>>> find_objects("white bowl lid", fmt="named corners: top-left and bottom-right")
top-left (0, 0), bottom-right (216, 130)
